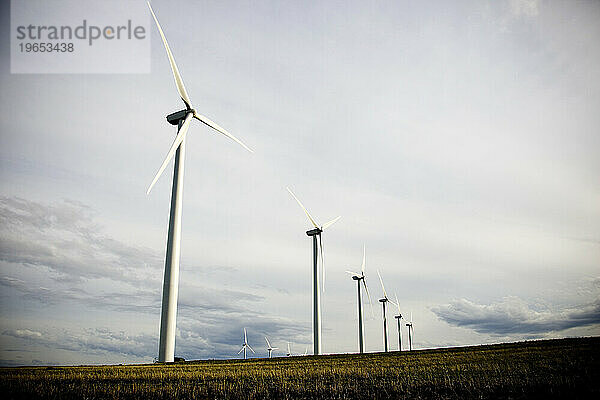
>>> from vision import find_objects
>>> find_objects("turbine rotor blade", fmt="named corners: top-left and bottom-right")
top-left (361, 244), bottom-right (366, 275)
top-left (147, 1), bottom-right (192, 109)
top-left (319, 233), bottom-right (325, 291)
top-left (377, 269), bottom-right (388, 299)
top-left (244, 328), bottom-right (247, 343)
top-left (345, 270), bottom-right (359, 276)
top-left (237, 347), bottom-right (244, 355)
top-left (395, 292), bottom-right (401, 314)
top-left (322, 216), bottom-right (341, 230)
top-left (265, 337), bottom-right (270, 347)
top-left (247, 344), bottom-right (255, 353)
top-left (363, 278), bottom-right (375, 318)
top-left (146, 112), bottom-right (193, 194)
top-left (193, 111), bottom-right (253, 153)
top-left (286, 187), bottom-right (319, 229)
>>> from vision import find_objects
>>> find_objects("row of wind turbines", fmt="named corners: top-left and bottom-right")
top-left (143, 2), bottom-right (415, 362)
top-left (239, 331), bottom-right (311, 359)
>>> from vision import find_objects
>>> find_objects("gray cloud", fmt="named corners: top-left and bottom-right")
top-left (0, 196), bottom-right (163, 285)
top-left (432, 296), bottom-right (600, 335)
top-left (0, 196), bottom-right (307, 362)
top-left (2, 328), bottom-right (157, 360)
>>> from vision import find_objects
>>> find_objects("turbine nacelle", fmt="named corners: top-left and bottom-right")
top-left (379, 297), bottom-right (389, 303)
top-left (306, 227), bottom-right (323, 236)
top-left (166, 109), bottom-right (194, 125)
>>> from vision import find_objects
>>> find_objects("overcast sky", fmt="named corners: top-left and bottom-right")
top-left (0, 0), bottom-right (599, 366)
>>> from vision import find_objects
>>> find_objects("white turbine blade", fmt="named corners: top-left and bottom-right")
top-left (322, 216), bottom-right (341, 230)
top-left (411, 312), bottom-right (413, 323)
top-left (146, 112), bottom-right (193, 194)
top-left (265, 336), bottom-right (271, 348)
top-left (361, 244), bottom-right (366, 275)
top-left (237, 347), bottom-right (244, 355)
top-left (363, 278), bottom-right (375, 318)
top-left (247, 344), bottom-right (255, 353)
top-left (319, 233), bottom-right (325, 291)
top-left (244, 328), bottom-right (247, 343)
top-left (286, 187), bottom-right (319, 229)
top-left (345, 270), bottom-right (360, 276)
top-left (193, 111), bottom-right (253, 153)
top-left (272, 347), bottom-right (279, 350)
top-left (147, 2), bottom-right (192, 109)
top-left (395, 292), bottom-right (401, 315)
top-left (377, 269), bottom-right (388, 299)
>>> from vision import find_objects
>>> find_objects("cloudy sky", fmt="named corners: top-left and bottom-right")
top-left (1, 0), bottom-right (599, 366)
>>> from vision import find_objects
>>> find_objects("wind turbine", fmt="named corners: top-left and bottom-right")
top-left (406, 312), bottom-right (414, 351)
top-left (345, 245), bottom-right (373, 354)
top-left (286, 342), bottom-right (292, 357)
top-left (394, 292), bottom-right (403, 351)
top-left (265, 336), bottom-right (278, 358)
top-left (238, 328), bottom-right (255, 360)
top-left (286, 187), bottom-right (340, 356)
top-left (146, 2), bottom-right (252, 363)
top-left (377, 270), bottom-right (396, 352)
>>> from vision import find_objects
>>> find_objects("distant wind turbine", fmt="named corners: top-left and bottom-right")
top-left (394, 292), bottom-right (403, 351)
top-left (146, 2), bottom-right (252, 363)
top-left (265, 336), bottom-right (278, 358)
top-left (238, 328), bottom-right (255, 360)
top-left (377, 270), bottom-right (396, 352)
top-left (345, 245), bottom-right (373, 354)
top-left (406, 312), bottom-right (414, 351)
top-left (286, 342), bottom-right (292, 357)
top-left (287, 187), bottom-right (341, 356)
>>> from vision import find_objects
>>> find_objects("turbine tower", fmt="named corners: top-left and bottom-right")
top-left (406, 312), bottom-right (414, 351)
top-left (394, 292), bottom-right (403, 351)
top-left (287, 187), bottom-right (340, 356)
top-left (238, 328), bottom-right (255, 360)
top-left (377, 270), bottom-right (396, 352)
top-left (265, 336), bottom-right (278, 358)
top-left (345, 245), bottom-right (373, 354)
top-left (146, 2), bottom-right (252, 363)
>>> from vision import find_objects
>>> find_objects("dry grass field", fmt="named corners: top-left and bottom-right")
top-left (2, 337), bottom-right (599, 399)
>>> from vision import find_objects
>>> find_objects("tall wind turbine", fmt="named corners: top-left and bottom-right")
top-left (393, 292), bottom-right (403, 351)
top-left (238, 328), bottom-right (255, 360)
top-left (286, 342), bottom-right (292, 357)
top-left (287, 187), bottom-right (340, 356)
top-left (377, 270), bottom-right (396, 352)
top-left (345, 245), bottom-right (373, 354)
top-left (265, 336), bottom-right (278, 358)
top-left (406, 312), bottom-right (414, 351)
top-left (146, 2), bottom-right (252, 363)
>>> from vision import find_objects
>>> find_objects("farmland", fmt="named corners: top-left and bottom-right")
top-left (2, 337), bottom-right (599, 399)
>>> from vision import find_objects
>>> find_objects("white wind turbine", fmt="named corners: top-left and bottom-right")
top-left (286, 187), bottom-right (340, 356)
top-left (145, 2), bottom-right (252, 363)
top-left (238, 328), bottom-right (255, 360)
top-left (394, 292), bottom-right (403, 351)
top-left (345, 245), bottom-right (373, 354)
top-left (377, 270), bottom-right (397, 352)
top-left (265, 336), bottom-right (278, 358)
top-left (286, 342), bottom-right (292, 357)
top-left (406, 312), bottom-right (414, 351)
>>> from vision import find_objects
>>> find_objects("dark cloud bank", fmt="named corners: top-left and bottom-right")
top-left (432, 296), bottom-right (600, 335)
top-left (0, 196), bottom-right (306, 364)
